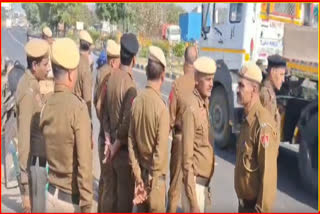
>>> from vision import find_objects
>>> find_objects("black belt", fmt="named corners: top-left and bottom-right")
top-left (31, 156), bottom-right (46, 167)
top-left (196, 176), bottom-right (210, 187)
top-left (48, 184), bottom-right (80, 205)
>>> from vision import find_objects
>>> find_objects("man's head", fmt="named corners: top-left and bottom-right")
top-left (42, 26), bottom-right (53, 44)
top-left (146, 46), bottom-right (166, 82)
top-left (194, 57), bottom-right (216, 99)
top-left (25, 39), bottom-right (50, 81)
top-left (106, 39), bottom-right (120, 69)
top-left (267, 54), bottom-right (286, 90)
top-left (237, 61), bottom-right (262, 106)
top-left (79, 30), bottom-right (93, 52)
top-left (184, 45), bottom-right (198, 66)
top-left (51, 38), bottom-right (80, 89)
top-left (120, 33), bottom-right (139, 67)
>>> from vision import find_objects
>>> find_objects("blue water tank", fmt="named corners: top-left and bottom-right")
top-left (179, 12), bottom-right (202, 42)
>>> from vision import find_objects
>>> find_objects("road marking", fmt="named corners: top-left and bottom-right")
top-left (7, 29), bottom-right (24, 48)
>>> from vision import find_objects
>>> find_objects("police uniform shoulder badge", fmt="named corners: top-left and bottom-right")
top-left (260, 134), bottom-right (269, 148)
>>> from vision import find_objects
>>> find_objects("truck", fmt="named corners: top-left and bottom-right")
top-left (179, 12), bottom-right (202, 42)
top-left (199, 3), bottom-right (318, 195)
top-left (161, 24), bottom-right (181, 43)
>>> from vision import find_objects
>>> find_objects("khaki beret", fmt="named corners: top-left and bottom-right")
top-left (239, 61), bottom-right (263, 83)
top-left (42, 26), bottom-right (52, 37)
top-left (148, 46), bottom-right (166, 67)
top-left (194, 56), bottom-right (216, 75)
top-left (106, 40), bottom-right (120, 57)
top-left (51, 38), bottom-right (80, 70)
top-left (25, 39), bottom-right (49, 58)
top-left (79, 30), bottom-right (93, 44)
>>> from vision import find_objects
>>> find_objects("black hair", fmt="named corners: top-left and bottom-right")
top-left (80, 40), bottom-right (90, 51)
top-left (146, 59), bottom-right (164, 81)
top-left (52, 63), bottom-right (68, 80)
top-left (27, 55), bottom-right (46, 70)
top-left (120, 49), bottom-right (134, 66)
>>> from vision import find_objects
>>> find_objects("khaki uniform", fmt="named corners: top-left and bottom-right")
top-left (16, 70), bottom-right (46, 198)
top-left (260, 79), bottom-right (281, 144)
top-left (74, 53), bottom-right (93, 118)
top-left (40, 84), bottom-right (93, 213)
top-left (93, 64), bottom-right (113, 213)
top-left (128, 83), bottom-right (170, 212)
top-left (181, 88), bottom-right (215, 212)
top-left (168, 71), bottom-right (195, 212)
top-left (103, 67), bottom-right (137, 212)
top-left (234, 100), bottom-right (278, 213)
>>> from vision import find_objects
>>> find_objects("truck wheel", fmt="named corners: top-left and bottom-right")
top-left (210, 86), bottom-right (231, 149)
top-left (298, 136), bottom-right (318, 196)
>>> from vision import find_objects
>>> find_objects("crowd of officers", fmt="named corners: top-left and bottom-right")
top-left (14, 25), bottom-right (286, 213)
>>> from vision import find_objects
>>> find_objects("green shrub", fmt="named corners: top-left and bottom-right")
top-left (139, 46), bottom-right (148, 58)
top-left (173, 42), bottom-right (186, 57)
top-left (88, 29), bottom-right (100, 43)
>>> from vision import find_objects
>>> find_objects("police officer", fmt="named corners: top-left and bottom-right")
top-left (128, 46), bottom-right (169, 212)
top-left (260, 54), bottom-right (286, 135)
top-left (181, 57), bottom-right (216, 213)
top-left (40, 26), bottom-right (54, 99)
top-left (42, 26), bottom-right (53, 45)
top-left (168, 45), bottom-right (198, 213)
top-left (94, 39), bottom-right (121, 120)
top-left (102, 33), bottom-right (139, 212)
top-left (93, 39), bottom-right (120, 213)
top-left (16, 39), bottom-right (50, 212)
top-left (74, 30), bottom-right (93, 118)
top-left (40, 38), bottom-right (93, 213)
top-left (235, 62), bottom-right (278, 213)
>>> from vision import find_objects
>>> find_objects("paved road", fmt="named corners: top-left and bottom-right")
top-left (1, 27), bottom-right (318, 213)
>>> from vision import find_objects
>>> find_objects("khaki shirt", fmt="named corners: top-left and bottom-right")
top-left (93, 64), bottom-right (112, 122)
top-left (234, 100), bottom-right (278, 212)
top-left (260, 79), bottom-right (280, 129)
top-left (16, 70), bottom-right (46, 196)
top-left (104, 67), bottom-right (137, 145)
top-left (40, 84), bottom-right (93, 211)
top-left (181, 88), bottom-right (215, 209)
top-left (169, 71), bottom-right (195, 132)
top-left (74, 53), bottom-right (93, 118)
top-left (128, 83), bottom-right (170, 182)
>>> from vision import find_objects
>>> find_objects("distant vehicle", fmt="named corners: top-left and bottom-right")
top-left (166, 25), bottom-right (181, 43)
top-left (179, 12), bottom-right (202, 42)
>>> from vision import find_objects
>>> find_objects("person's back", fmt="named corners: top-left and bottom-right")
top-left (131, 86), bottom-right (168, 170)
top-left (40, 38), bottom-right (92, 213)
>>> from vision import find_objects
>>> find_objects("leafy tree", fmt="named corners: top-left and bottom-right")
top-left (22, 3), bottom-right (40, 28)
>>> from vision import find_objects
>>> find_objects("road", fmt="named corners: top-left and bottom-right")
top-left (1, 27), bottom-right (318, 213)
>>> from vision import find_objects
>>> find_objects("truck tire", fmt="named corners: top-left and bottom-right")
top-left (210, 86), bottom-right (231, 149)
top-left (297, 102), bottom-right (318, 196)
top-left (298, 138), bottom-right (318, 196)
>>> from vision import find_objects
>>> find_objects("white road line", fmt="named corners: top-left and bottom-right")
top-left (7, 29), bottom-right (24, 48)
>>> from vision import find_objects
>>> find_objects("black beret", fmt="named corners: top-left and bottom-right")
top-left (120, 33), bottom-right (139, 55)
top-left (267, 54), bottom-right (286, 70)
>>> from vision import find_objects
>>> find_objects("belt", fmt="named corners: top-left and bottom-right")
top-left (31, 156), bottom-right (46, 167)
top-left (48, 184), bottom-right (80, 205)
top-left (196, 176), bottom-right (210, 187)
top-left (239, 199), bottom-right (257, 208)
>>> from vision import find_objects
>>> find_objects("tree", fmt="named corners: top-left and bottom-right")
top-left (95, 3), bottom-right (125, 24)
top-left (22, 3), bottom-right (40, 28)
top-left (164, 4), bottom-right (185, 24)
